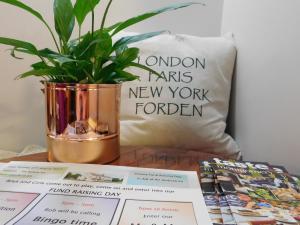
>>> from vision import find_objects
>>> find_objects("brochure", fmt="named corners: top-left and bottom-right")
top-left (0, 161), bottom-right (212, 225)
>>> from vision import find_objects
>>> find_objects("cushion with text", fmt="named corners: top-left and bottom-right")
top-left (119, 33), bottom-right (240, 158)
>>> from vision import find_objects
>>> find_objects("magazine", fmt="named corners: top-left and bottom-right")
top-left (219, 192), bottom-right (236, 225)
top-left (0, 161), bottom-right (212, 225)
top-left (199, 160), bottom-right (237, 225)
top-left (270, 165), bottom-right (300, 222)
top-left (210, 158), bottom-right (299, 225)
top-left (291, 175), bottom-right (300, 193)
top-left (271, 165), bottom-right (300, 196)
top-left (199, 160), bottom-right (223, 224)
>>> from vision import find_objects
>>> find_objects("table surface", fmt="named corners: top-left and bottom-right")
top-left (0, 146), bottom-right (225, 174)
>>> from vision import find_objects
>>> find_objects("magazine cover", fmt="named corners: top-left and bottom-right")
top-left (200, 160), bottom-right (236, 225)
top-left (199, 160), bottom-right (223, 224)
top-left (219, 192), bottom-right (236, 225)
top-left (271, 165), bottom-right (300, 196)
top-left (211, 158), bottom-right (298, 224)
top-left (291, 175), bottom-right (300, 221)
top-left (291, 175), bottom-right (300, 193)
top-left (270, 165), bottom-right (300, 223)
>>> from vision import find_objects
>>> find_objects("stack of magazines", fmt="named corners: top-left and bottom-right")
top-left (199, 158), bottom-right (300, 225)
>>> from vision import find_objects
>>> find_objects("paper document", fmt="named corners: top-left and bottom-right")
top-left (0, 161), bottom-right (212, 225)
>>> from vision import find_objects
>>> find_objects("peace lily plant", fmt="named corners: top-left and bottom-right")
top-left (0, 0), bottom-right (196, 84)
top-left (0, 0), bottom-right (199, 164)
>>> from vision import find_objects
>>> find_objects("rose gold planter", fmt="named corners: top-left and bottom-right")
top-left (45, 82), bottom-right (121, 164)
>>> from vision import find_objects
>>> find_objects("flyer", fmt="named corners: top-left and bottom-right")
top-left (0, 161), bottom-right (212, 225)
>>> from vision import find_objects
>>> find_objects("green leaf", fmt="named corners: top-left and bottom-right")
top-left (96, 69), bottom-right (138, 84)
top-left (11, 47), bottom-right (41, 57)
top-left (112, 47), bottom-right (139, 66)
top-left (38, 48), bottom-right (60, 57)
top-left (83, 69), bottom-right (95, 83)
top-left (0, 37), bottom-right (38, 54)
top-left (17, 68), bottom-right (62, 79)
top-left (105, 22), bottom-right (122, 32)
top-left (74, 0), bottom-right (101, 26)
top-left (52, 56), bottom-right (78, 66)
top-left (94, 31), bottom-right (112, 58)
top-left (38, 48), bottom-right (78, 66)
top-left (113, 31), bottom-right (165, 51)
top-left (114, 69), bottom-right (139, 82)
top-left (17, 68), bottom-right (78, 81)
top-left (71, 31), bottom-right (112, 60)
top-left (31, 61), bottom-right (48, 70)
top-left (54, 0), bottom-right (75, 43)
top-left (94, 62), bottom-right (115, 82)
top-left (112, 2), bottom-right (197, 36)
top-left (72, 32), bottom-right (94, 58)
top-left (10, 47), bottom-right (23, 59)
top-left (128, 62), bottom-right (162, 77)
top-left (96, 71), bottom-right (117, 84)
top-left (67, 39), bottom-right (78, 50)
top-left (86, 22), bottom-right (121, 39)
top-left (74, 22), bottom-right (121, 44)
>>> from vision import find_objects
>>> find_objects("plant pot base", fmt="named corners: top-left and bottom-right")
top-left (47, 134), bottom-right (120, 164)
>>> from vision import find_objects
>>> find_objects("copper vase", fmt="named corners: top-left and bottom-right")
top-left (45, 82), bottom-right (121, 164)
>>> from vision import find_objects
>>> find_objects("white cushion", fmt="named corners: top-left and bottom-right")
top-left (120, 33), bottom-right (240, 158)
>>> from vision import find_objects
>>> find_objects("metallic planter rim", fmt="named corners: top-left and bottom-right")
top-left (46, 82), bottom-right (121, 90)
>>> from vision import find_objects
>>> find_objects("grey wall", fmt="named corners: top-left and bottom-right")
top-left (222, 0), bottom-right (300, 174)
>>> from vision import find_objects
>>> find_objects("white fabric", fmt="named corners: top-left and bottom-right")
top-left (120, 33), bottom-right (240, 158)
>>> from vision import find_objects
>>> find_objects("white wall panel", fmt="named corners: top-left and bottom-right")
top-left (222, 0), bottom-right (300, 173)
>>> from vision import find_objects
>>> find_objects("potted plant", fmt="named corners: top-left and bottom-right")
top-left (0, 0), bottom-right (195, 163)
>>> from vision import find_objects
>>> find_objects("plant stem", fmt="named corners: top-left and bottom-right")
top-left (100, 0), bottom-right (113, 30)
top-left (83, 69), bottom-right (95, 83)
top-left (78, 26), bottom-right (82, 44)
top-left (92, 10), bottom-right (95, 36)
top-left (44, 22), bottom-right (60, 53)
top-left (39, 56), bottom-right (47, 64)
top-left (59, 39), bottom-right (64, 54)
